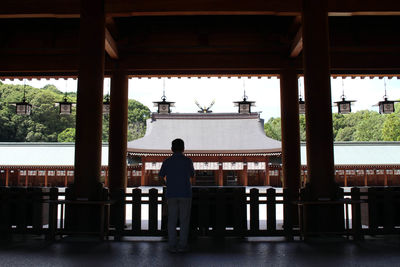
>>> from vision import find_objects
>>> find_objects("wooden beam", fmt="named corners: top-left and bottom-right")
top-left (105, 28), bottom-right (119, 59)
top-left (2, 0), bottom-right (400, 18)
top-left (290, 26), bottom-right (303, 58)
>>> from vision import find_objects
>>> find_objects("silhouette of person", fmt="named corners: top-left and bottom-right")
top-left (159, 138), bottom-right (194, 253)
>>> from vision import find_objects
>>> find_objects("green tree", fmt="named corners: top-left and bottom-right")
top-left (382, 113), bottom-right (400, 141)
top-left (264, 117), bottom-right (281, 140)
top-left (58, 128), bottom-right (76, 142)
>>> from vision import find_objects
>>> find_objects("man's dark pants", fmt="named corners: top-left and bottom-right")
top-left (167, 198), bottom-right (192, 249)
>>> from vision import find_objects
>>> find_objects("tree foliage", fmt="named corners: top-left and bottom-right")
top-left (0, 83), bottom-right (151, 142)
top-left (264, 105), bottom-right (400, 142)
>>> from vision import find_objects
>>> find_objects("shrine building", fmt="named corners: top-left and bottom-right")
top-left (127, 98), bottom-right (282, 186)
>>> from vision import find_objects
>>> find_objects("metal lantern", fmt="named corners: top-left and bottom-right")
top-left (103, 94), bottom-right (110, 114)
top-left (16, 98), bottom-right (32, 115)
top-left (335, 79), bottom-right (356, 114)
top-left (15, 83), bottom-right (32, 115)
top-left (378, 97), bottom-right (399, 114)
top-left (153, 96), bottom-right (175, 114)
top-left (334, 96), bottom-right (356, 114)
top-left (376, 78), bottom-right (399, 114)
top-left (298, 97), bottom-right (305, 114)
top-left (57, 92), bottom-right (73, 115)
top-left (233, 97), bottom-right (255, 114)
top-left (153, 79), bottom-right (175, 114)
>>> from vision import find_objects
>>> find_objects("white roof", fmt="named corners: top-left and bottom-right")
top-left (127, 113), bottom-right (282, 154)
top-left (0, 143), bottom-right (109, 166)
top-left (301, 142), bottom-right (400, 166)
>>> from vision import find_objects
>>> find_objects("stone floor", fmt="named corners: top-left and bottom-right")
top-left (1, 235), bottom-right (400, 267)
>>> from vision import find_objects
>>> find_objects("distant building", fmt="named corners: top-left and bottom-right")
top-left (127, 112), bottom-right (282, 186)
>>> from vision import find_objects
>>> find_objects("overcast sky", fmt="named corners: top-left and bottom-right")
top-left (2, 76), bottom-right (400, 121)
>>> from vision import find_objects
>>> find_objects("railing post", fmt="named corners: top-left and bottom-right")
top-left (131, 188), bottom-right (142, 234)
top-left (161, 187), bottom-right (167, 234)
top-left (215, 187), bottom-right (226, 237)
top-left (199, 188), bottom-right (210, 235)
top-left (250, 188), bottom-right (259, 233)
top-left (47, 187), bottom-right (58, 241)
top-left (283, 188), bottom-right (294, 241)
top-left (267, 188), bottom-right (276, 232)
top-left (233, 187), bottom-right (246, 236)
top-left (383, 187), bottom-right (395, 234)
top-left (351, 187), bottom-right (363, 240)
top-left (111, 188), bottom-right (125, 240)
top-left (0, 187), bottom-right (11, 238)
top-left (148, 188), bottom-right (158, 234)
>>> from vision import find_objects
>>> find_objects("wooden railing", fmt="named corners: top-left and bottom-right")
top-left (1, 186), bottom-right (400, 239)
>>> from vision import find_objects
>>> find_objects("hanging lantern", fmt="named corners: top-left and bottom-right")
top-left (376, 78), bottom-right (399, 114)
top-left (334, 78), bottom-right (356, 114)
top-left (378, 97), bottom-right (398, 114)
top-left (233, 80), bottom-right (255, 114)
top-left (298, 78), bottom-right (305, 114)
top-left (16, 98), bottom-right (32, 115)
top-left (15, 81), bottom-right (32, 115)
top-left (153, 78), bottom-right (175, 114)
top-left (334, 96), bottom-right (356, 114)
top-left (57, 92), bottom-right (73, 115)
top-left (103, 94), bottom-right (110, 114)
top-left (153, 96), bottom-right (175, 114)
top-left (298, 97), bottom-right (305, 114)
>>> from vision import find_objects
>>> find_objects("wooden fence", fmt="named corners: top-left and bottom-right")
top-left (1, 186), bottom-right (400, 239)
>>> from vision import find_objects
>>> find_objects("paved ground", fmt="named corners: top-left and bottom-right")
top-left (1, 235), bottom-right (400, 267)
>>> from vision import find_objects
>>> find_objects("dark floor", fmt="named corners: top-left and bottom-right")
top-left (1, 235), bottom-right (400, 267)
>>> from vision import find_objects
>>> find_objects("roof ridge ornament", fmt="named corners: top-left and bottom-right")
top-left (195, 99), bottom-right (215, 113)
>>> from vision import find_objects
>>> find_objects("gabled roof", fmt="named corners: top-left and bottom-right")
top-left (127, 113), bottom-right (282, 154)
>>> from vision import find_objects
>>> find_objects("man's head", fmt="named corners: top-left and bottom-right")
top-left (171, 138), bottom-right (185, 153)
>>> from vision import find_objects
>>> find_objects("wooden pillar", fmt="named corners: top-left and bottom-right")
top-left (302, 0), bottom-right (336, 199)
top-left (45, 170), bottom-right (48, 187)
top-left (25, 170), bottom-right (28, 187)
top-left (243, 164), bottom-right (248, 186)
top-left (265, 157), bottom-right (270, 186)
top-left (280, 65), bottom-right (301, 199)
top-left (108, 69), bottom-right (128, 191)
top-left (5, 168), bottom-right (9, 187)
top-left (364, 168), bottom-right (368, 186)
top-left (140, 159), bottom-right (146, 186)
top-left (218, 164), bottom-right (223, 186)
top-left (74, 0), bottom-right (105, 198)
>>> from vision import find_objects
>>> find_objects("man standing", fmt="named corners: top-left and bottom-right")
top-left (159, 138), bottom-right (194, 253)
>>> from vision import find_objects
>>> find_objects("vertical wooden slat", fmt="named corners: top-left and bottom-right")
top-left (148, 188), bottom-right (158, 233)
top-left (283, 188), bottom-right (294, 240)
top-left (161, 187), bottom-right (167, 233)
top-left (364, 169), bottom-right (367, 186)
top-left (351, 187), bottom-right (363, 240)
top-left (215, 187), bottom-right (226, 236)
top-left (199, 188), bottom-right (210, 235)
top-left (267, 188), bottom-right (276, 232)
top-left (16, 187), bottom-right (28, 231)
top-left (0, 187), bottom-right (11, 236)
top-left (233, 187), bottom-right (246, 235)
top-left (132, 188), bottom-right (142, 233)
top-left (383, 187), bottom-right (394, 233)
top-left (250, 188), bottom-right (259, 232)
top-left (47, 187), bottom-right (58, 240)
top-left (30, 187), bottom-right (41, 231)
top-left (368, 187), bottom-right (378, 233)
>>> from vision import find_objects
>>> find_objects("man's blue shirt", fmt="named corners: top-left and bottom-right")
top-left (159, 152), bottom-right (194, 198)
